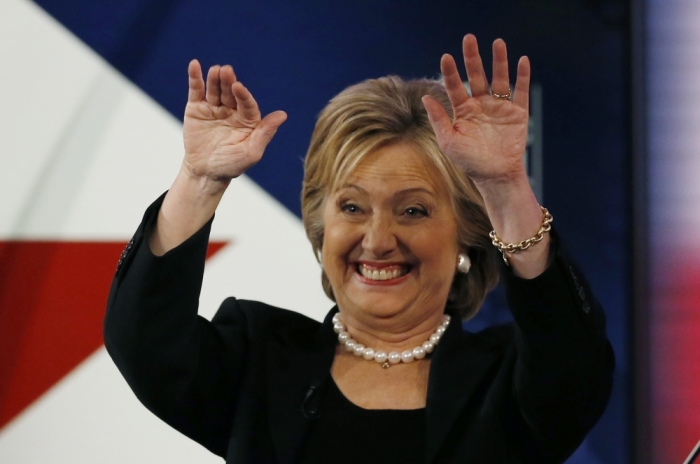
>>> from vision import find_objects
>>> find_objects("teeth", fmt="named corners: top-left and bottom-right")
top-left (359, 264), bottom-right (407, 281)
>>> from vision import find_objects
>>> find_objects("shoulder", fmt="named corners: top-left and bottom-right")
top-left (440, 320), bottom-right (516, 359)
top-left (211, 298), bottom-right (327, 348)
top-left (465, 323), bottom-right (516, 353)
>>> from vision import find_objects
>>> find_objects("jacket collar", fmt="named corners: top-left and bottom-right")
top-left (425, 308), bottom-right (501, 463)
top-left (265, 307), bottom-right (500, 464)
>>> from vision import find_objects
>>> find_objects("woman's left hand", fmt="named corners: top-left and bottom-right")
top-left (424, 35), bottom-right (552, 278)
top-left (422, 34), bottom-right (530, 187)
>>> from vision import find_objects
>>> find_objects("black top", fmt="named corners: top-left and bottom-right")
top-left (299, 377), bottom-right (425, 464)
top-left (104, 194), bottom-right (615, 463)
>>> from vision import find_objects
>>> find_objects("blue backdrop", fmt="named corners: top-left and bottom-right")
top-left (32, 0), bottom-right (632, 461)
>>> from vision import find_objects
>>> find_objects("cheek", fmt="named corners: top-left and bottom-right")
top-left (321, 219), bottom-right (360, 276)
top-left (411, 224), bottom-right (459, 277)
top-left (413, 220), bottom-right (459, 256)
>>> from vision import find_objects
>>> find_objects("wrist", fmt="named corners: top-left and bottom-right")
top-left (180, 161), bottom-right (231, 197)
top-left (167, 166), bottom-right (228, 219)
top-left (472, 171), bottom-right (542, 244)
top-left (471, 171), bottom-right (552, 279)
top-left (150, 167), bottom-right (227, 256)
top-left (471, 169), bottom-right (531, 205)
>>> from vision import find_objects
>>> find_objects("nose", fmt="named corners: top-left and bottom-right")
top-left (362, 214), bottom-right (397, 258)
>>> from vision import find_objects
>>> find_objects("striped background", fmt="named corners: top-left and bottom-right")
top-left (0, 0), bottom-right (660, 462)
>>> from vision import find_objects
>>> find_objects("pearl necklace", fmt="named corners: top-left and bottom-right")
top-left (332, 313), bottom-right (451, 369)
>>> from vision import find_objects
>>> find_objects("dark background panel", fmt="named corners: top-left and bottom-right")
top-left (32, 1), bottom-right (632, 462)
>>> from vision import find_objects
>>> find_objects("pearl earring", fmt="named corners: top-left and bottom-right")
top-left (457, 253), bottom-right (471, 274)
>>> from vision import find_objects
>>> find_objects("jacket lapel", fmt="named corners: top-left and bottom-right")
top-left (266, 308), bottom-right (337, 464)
top-left (264, 306), bottom-right (500, 463)
top-left (425, 312), bottom-right (500, 463)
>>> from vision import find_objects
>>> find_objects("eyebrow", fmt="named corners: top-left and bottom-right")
top-left (338, 183), bottom-right (436, 197)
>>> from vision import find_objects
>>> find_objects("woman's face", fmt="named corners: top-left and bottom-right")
top-left (322, 142), bottom-right (460, 327)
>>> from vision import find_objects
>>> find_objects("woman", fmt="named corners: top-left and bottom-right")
top-left (105, 35), bottom-right (614, 463)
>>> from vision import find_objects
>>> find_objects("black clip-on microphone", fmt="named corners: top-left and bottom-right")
top-left (301, 376), bottom-right (328, 421)
top-left (301, 385), bottom-right (321, 420)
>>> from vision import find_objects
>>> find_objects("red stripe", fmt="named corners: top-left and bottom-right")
top-left (651, 253), bottom-right (700, 462)
top-left (0, 240), bottom-right (227, 429)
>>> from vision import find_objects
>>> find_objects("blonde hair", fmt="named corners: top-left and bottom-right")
top-left (301, 76), bottom-right (499, 319)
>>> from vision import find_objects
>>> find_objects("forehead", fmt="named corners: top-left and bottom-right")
top-left (342, 142), bottom-right (447, 194)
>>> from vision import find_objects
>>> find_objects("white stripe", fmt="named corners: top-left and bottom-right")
top-left (0, 1), bottom-right (331, 462)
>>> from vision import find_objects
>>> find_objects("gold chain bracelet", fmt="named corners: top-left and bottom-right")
top-left (489, 206), bottom-right (553, 266)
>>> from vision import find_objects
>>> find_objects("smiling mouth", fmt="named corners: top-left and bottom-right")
top-left (356, 263), bottom-right (410, 281)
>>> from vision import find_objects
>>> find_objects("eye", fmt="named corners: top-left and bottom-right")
top-left (404, 206), bottom-right (428, 217)
top-left (341, 203), bottom-right (362, 214)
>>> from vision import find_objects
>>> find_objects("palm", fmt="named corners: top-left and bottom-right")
top-left (423, 36), bottom-right (531, 184)
top-left (184, 102), bottom-right (256, 179)
top-left (444, 96), bottom-right (528, 180)
top-left (182, 60), bottom-right (286, 182)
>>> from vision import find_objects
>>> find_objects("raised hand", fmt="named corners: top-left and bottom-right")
top-left (150, 61), bottom-right (286, 255)
top-left (183, 60), bottom-right (287, 185)
top-left (423, 35), bottom-right (550, 278)
top-left (422, 35), bottom-right (530, 186)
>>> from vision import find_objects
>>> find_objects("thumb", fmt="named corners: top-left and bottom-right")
top-left (422, 96), bottom-right (453, 146)
top-left (249, 110), bottom-right (288, 155)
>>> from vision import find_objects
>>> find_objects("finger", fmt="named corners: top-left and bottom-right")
top-left (206, 65), bottom-right (222, 106)
top-left (491, 39), bottom-right (510, 97)
top-left (187, 59), bottom-right (205, 103)
top-left (220, 65), bottom-right (238, 108)
top-left (462, 34), bottom-right (490, 96)
top-left (440, 54), bottom-right (470, 109)
top-left (248, 110), bottom-right (288, 159)
top-left (512, 56), bottom-right (531, 109)
top-left (231, 82), bottom-right (261, 122)
top-left (422, 95), bottom-right (453, 146)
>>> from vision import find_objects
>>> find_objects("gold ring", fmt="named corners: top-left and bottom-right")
top-left (492, 90), bottom-right (512, 100)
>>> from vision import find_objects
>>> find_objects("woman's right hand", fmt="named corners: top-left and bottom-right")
top-left (182, 59), bottom-right (287, 190)
top-left (150, 61), bottom-right (286, 255)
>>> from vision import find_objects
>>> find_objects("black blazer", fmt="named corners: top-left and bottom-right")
top-left (104, 195), bottom-right (614, 464)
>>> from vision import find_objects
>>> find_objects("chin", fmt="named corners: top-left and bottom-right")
top-left (341, 290), bottom-right (417, 319)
